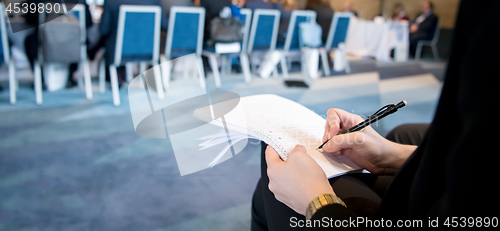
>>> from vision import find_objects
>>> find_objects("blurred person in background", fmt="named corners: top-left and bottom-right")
top-left (306, 0), bottom-right (333, 44)
top-left (392, 2), bottom-right (409, 21)
top-left (342, 0), bottom-right (358, 17)
top-left (409, 0), bottom-right (438, 56)
top-left (199, 0), bottom-right (232, 43)
top-left (244, 0), bottom-right (274, 10)
top-left (24, 0), bottom-right (93, 89)
top-left (274, 0), bottom-right (298, 45)
top-left (229, 0), bottom-right (246, 18)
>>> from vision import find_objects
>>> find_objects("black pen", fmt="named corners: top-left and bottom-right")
top-left (318, 101), bottom-right (407, 150)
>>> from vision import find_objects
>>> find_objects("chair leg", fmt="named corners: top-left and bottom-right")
top-left (140, 62), bottom-right (147, 73)
top-left (99, 59), bottom-right (106, 93)
top-left (160, 56), bottom-right (171, 92)
top-left (342, 46), bottom-right (351, 74)
top-left (196, 56), bottom-right (206, 89)
top-left (415, 42), bottom-right (423, 61)
top-left (109, 65), bottom-right (120, 106)
top-left (8, 59), bottom-right (16, 105)
top-left (225, 55), bottom-right (231, 74)
top-left (204, 51), bottom-right (221, 88)
top-left (77, 70), bottom-right (84, 88)
top-left (319, 47), bottom-right (330, 77)
top-left (82, 60), bottom-right (93, 100)
top-left (280, 56), bottom-right (289, 79)
top-left (272, 67), bottom-right (278, 78)
top-left (125, 63), bottom-right (134, 82)
top-left (152, 61), bottom-right (165, 100)
top-left (239, 53), bottom-right (251, 83)
top-left (34, 60), bottom-right (43, 105)
top-left (431, 44), bottom-right (439, 61)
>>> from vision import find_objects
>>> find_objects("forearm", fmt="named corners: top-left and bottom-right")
top-left (382, 141), bottom-right (417, 175)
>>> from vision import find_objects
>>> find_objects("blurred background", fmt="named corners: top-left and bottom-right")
top-left (0, 0), bottom-right (458, 230)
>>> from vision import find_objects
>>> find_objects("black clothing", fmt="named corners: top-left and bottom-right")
top-left (306, 5), bottom-right (334, 44)
top-left (199, 0), bottom-right (231, 43)
top-left (244, 0), bottom-right (274, 11)
top-left (313, 0), bottom-right (499, 227)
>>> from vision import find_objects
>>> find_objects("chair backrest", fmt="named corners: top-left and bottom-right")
top-left (165, 6), bottom-right (205, 59)
top-left (71, 4), bottom-right (87, 44)
top-left (0, 3), bottom-right (10, 64)
top-left (431, 19), bottom-right (440, 45)
top-left (325, 12), bottom-right (353, 51)
top-left (239, 8), bottom-right (253, 53)
top-left (247, 9), bottom-right (280, 53)
top-left (284, 10), bottom-right (316, 52)
top-left (114, 5), bottom-right (161, 66)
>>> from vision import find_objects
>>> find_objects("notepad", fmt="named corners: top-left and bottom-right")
top-left (194, 94), bottom-right (361, 178)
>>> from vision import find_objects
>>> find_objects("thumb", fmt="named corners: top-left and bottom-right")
top-left (289, 144), bottom-right (306, 157)
top-left (323, 132), bottom-right (360, 153)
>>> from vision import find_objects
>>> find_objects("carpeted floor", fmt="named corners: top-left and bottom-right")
top-left (0, 59), bottom-right (444, 231)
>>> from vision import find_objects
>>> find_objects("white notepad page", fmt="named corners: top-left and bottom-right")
top-left (194, 94), bottom-right (361, 178)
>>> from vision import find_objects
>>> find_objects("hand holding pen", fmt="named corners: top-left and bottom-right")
top-left (319, 101), bottom-right (406, 149)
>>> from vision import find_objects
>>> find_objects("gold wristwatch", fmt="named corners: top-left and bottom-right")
top-left (305, 194), bottom-right (347, 220)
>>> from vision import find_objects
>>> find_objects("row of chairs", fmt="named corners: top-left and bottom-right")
top-left (1, 4), bottom-right (354, 106)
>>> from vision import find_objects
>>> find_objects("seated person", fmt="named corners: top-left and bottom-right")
top-left (251, 0), bottom-right (498, 229)
top-left (200, 0), bottom-right (232, 43)
top-left (342, 1), bottom-right (358, 17)
top-left (409, 0), bottom-right (438, 56)
top-left (392, 2), bottom-right (409, 21)
top-left (306, 0), bottom-right (333, 44)
top-left (229, 0), bottom-right (246, 18)
top-left (275, 0), bottom-right (298, 45)
top-left (244, 0), bottom-right (275, 10)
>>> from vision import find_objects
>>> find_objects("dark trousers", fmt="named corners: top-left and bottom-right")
top-left (251, 123), bottom-right (429, 231)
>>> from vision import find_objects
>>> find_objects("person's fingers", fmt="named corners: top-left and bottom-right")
top-left (325, 109), bottom-right (342, 142)
top-left (322, 132), bottom-right (361, 153)
top-left (265, 146), bottom-right (282, 166)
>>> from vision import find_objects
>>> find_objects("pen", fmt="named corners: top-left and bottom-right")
top-left (317, 101), bottom-right (407, 150)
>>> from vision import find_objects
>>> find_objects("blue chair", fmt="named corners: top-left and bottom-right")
top-left (161, 6), bottom-right (206, 90)
top-left (72, 4), bottom-right (93, 100)
top-left (319, 12), bottom-right (354, 75)
top-left (246, 9), bottom-right (281, 76)
top-left (0, 3), bottom-right (16, 105)
top-left (279, 10), bottom-right (316, 77)
top-left (99, 5), bottom-right (164, 106)
top-left (202, 8), bottom-right (252, 86)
